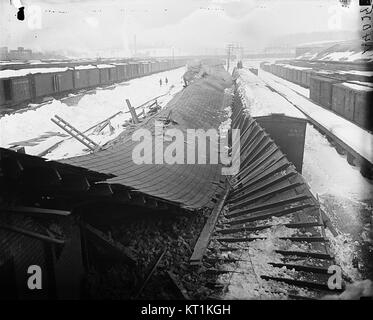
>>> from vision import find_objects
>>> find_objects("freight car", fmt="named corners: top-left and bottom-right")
top-left (0, 59), bottom-right (186, 109)
top-left (261, 62), bottom-right (373, 131)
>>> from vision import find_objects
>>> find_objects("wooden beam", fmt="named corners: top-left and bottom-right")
top-left (227, 194), bottom-right (311, 219)
top-left (268, 262), bottom-right (330, 274)
top-left (126, 99), bottom-right (139, 124)
top-left (134, 248), bottom-right (167, 299)
top-left (190, 182), bottom-right (230, 265)
top-left (3, 205), bottom-right (71, 216)
top-left (0, 223), bottom-right (65, 245)
top-left (82, 222), bottom-right (136, 266)
top-left (275, 250), bottom-right (334, 260)
top-left (216, 221), bottom-right (322, 235)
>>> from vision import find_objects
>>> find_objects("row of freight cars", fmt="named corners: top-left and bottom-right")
top-left (260, 62), bottom-right (373, 131)
top-left (0, 59), bottom-right (186, 108)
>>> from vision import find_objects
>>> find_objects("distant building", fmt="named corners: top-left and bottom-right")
top-left (0, 47), bottom-right (8, 60)
top-left (8, 47), bottom-right (33, 60)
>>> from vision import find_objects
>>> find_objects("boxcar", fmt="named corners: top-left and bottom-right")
top-left (1, 76), bottom-right (32, 104)
top-left (255, 114), bottom-right (307, 173)
top-left (332, 82), bottom-right (360, 121)
top-left (319, 77), bottom-right (342, 109)
top-left (108, 66), bottom-right (117, 82)
top-left (98, 66), bottom-right (110, 84)
top-left (115, 64), bottom-right (126, 81)
top-left (352, 84), bottom-right (373, 131)
top-left (88, 68), bottom-right (100, 87)
top-left (73, 68), bottom-right (90, 89)
top-left (34, 70), bottom-right (73, 97)
top-left (56, 70), bottom-right (74, 92)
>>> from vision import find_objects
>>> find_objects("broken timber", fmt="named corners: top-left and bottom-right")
top-left (190, 180), bottom-right (230, 265)
top-left (126, 99), bottom-right (139, 124)
top-left (81, 222), bottom-right (136, 266)
top-left (134, 248), bottom-right (167, 299)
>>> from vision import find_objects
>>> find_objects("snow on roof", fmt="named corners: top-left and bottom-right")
top-left (236, 69), bottom-right (306, 119)
top-left (280, 64), bottom-right (312, 71)
top-left (96, 64), bottom-right (116, 69)
top-left (74, 64), bottom-right (97, 70)
top-left (339, 70), bottom-right (373, 77)
top-left (0, 67), bottom-right (70, 79)
top-left (343, 82), bottom-right (373, 92)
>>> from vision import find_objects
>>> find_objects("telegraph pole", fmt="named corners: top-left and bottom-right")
top-left (226, 44), bottom-right (233, 72)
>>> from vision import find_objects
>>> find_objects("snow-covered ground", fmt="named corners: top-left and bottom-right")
top-left (0, 67), bottom-right (186, 158)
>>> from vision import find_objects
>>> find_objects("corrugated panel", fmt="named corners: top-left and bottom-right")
top-left (61, 69), bottom-right (234, 210)
top-left (204, 89), bottom-right (341, 298)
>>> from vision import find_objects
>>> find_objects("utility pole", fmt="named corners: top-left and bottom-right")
top-left (226, 44), bottom-right (233, 72)
top-left (226, 43), bottom-right (243, 72)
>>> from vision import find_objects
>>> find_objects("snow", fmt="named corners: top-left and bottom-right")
top-left (322, 279), bottom-right (373, 299)
top-left (0, 67), bottom-right (186, 158)
top-left (319, 51), bottom-right (356, 61)
top-left (236, 69), bottom-right (306, 119)
top-left (317, 50), bottom-right (373, 62)
top-left (96, 64), bottom-right (116, 69)
top-left (302, 124), bottom-right (373, 202)
top-left (339, 70), bottom-right (373, 77)
top-left (343, 82), bottom-right (373, 92)
top-left (0, 67), bottom-right (70, 79)
top-left (74, 64), bottom-right (97, 70)
top-left (279, 64), bottom-right (312, 71)
top-left (259, 69), bottom-right (373, 163)
top-left (217, 214), bottom-right (315, 300)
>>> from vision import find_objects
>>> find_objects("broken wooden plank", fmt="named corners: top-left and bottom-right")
top-left (134, 248), bottom-right (167, 299)
top-left (3, 205), bottom-right (71, 216)
top-left (216, 221), bottom-right (322, 235)
top-left (82, 222), bottom-right (136, 266)
top-left (126, 99), bottom-right (139, 124)
top-left (268, 262), bottom-right (330, 274)
top-left (0, 223), bottom-right (65, 245)
top-left (275, 250), bottom-right (334, 260)
top-left (227, 194), bottom-right (311, 219)
top-left (190, 182), bottom-right (230, 265)
top-left (216, 236), bottom-right (326, 243)
top-left (228, 202), bottom-right (314, 225)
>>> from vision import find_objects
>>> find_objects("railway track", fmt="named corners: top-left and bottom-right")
top-left (191, 88), bottom-right (344, 299)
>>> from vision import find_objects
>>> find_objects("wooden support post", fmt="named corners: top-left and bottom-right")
top-left (126, 99), bottom-right (139, 124)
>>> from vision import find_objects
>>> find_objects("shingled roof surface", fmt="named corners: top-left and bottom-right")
top-left (62, 68), bottom-right (233, 210)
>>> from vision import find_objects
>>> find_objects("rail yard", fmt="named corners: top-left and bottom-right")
top-left (1, 54), bottom-right (372, 300)
top-left (0, 0), bottom-right (372, 304)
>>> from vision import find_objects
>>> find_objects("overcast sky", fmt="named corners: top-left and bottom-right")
top-left (0, 0), bottom-right (361, 57)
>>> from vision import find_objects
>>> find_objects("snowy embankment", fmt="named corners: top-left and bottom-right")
top-left (0, 67), bottom-right (185, 159)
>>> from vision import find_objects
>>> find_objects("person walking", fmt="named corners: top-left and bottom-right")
top-left (159, 78), bottom-right (162, 86)
top-left (165, 77), bottom-right (168, 85)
